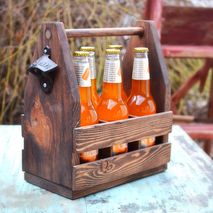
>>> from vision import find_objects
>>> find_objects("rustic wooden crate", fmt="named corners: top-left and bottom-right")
top-left (22, 20), bottom-right (173, 199)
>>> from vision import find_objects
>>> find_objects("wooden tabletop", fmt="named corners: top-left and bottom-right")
top-left (0, 125), bottom-right (212, 212)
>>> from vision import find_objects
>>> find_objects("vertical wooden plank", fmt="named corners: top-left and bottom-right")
top-left (209, 68), bottom-right (213, 119)
top-left (143, 0), bottom-right (163, 34)
top-left (23, 22), bottom-right (80, 189)
top-left (21, 114), bottom-right (25, 137)
top-left (122, 20), bottom-right (170, 113)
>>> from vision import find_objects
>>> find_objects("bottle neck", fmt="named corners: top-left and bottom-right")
top-left (79, 87), bottom-right (92, 105)
top-left (131, 79), bottom-right (150, 97)
top-left (91, 79), bottom-right (97, 92)
top-left (102, 54), bottom-right (122, 100)
top-left (131, 51), bottom-right (150, 96)
top-left (102, 82), bottom-right (122, 99)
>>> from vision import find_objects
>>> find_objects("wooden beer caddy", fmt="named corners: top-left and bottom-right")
top-left (21, 20), bottom-right (173, 199)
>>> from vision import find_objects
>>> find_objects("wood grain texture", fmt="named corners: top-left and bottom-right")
top-left (72, 165), bottom-right (167, 199)
top-left (25, 173), bottom-right (72, 199)
top-left (1, 125), bottom-right (213, 211)
top-left (22, 21), bottom-right (173, 199)
top-left (74, 111), bottom-right (173, 152)
top-left (22, 22), bottom-right (80, 188)
top-left (161, 6), bottom-right (213, 45)
top-left (122, 20), bottom-right (170, 112)
top-left (65, 27), bottom-right (144, 38)
top-left (72, 143), bottom-right (171, 191)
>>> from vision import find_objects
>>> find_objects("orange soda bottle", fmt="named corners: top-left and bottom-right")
top-left (80, 46), bottom-right (100, 110)
top-left (73, 51), bottom-right (99, 163)
top-left (98, 49), bottom-right (128, 155)
top-left (127, 47), bottom-right (157, 148)
top-left (108, 44), bottom-right (128, 103)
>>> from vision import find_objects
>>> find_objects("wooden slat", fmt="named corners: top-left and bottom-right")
top-left (173, 114), bottom-right (194, 123)
top-left (21, 114), bottom-right (25, 137)
top-left (74, 111), bottom-right (173, 152)
top-left (161, 6), bottom-right (213, 45)
top-left (23, 22), bottom-right (80, 188)
top-left (65, 27), bottom-right (144, 38)
top-left (122, 20), bottom-right (171, 112)
top-left (72, 165), bottom-right (167, 199)
top-left (72, 143), bottom-right (171, 191)
top-left (181, 123), bottom-right (213, 140)
top-left (25, 173), bottom-right (73, 199)
top-left (163, 45), bottom-right (213, 58)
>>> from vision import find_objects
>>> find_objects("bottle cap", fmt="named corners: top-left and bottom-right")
top-left (73, 51), bottom-right (89, 57)
top-left (80, 46), bottom-right (95, 52)
top-left (108, 45), bottom-right (123, 50)
top-left (134, 47), bottom-right (149, 53)
top-left (106, 48), bottom-right (120, 54)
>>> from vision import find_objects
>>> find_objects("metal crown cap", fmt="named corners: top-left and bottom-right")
top-left (134, 47), bottom-right (149, 53)
top-left (73, 51), bottom-right (89, 57)
top-left (108, 45), bottom-right (123, 50)
top-left (106, 48), bottom-right (120, 54)
top-left (80, 46), bottom-right (95, 52)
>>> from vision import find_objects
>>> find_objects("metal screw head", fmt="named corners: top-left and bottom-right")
top-left (43, 82), bottom-right (47, 88)
top-left (45, 29), bottom-right (51, 39)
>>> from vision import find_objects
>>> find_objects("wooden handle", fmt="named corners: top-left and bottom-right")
top-left (65, 27), bottom-right (144, 38)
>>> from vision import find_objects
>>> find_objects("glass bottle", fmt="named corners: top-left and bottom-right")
top-left (127, 47), bottom-right (157, 148)
top-left (80, 46), bottom-right (100, 110)
top-left (108, 44), bottom-right (128, 103)
top-left (73, 50), bottom-right (99, 162)
top-left (98, 49), bottom-right (128, 155)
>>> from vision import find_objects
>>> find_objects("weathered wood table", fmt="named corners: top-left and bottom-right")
top-left (0, 125), bottom-right (212, 212)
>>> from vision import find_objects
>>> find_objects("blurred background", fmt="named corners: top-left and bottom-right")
top-left (0, 0), bottom-right (212, 125)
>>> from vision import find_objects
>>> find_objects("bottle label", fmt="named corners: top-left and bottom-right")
top-left (103, 55), bottom-right (121, 83)
top-left (80, 150), bottom-right (98, 161)
top-left (140, 137), bottom-right (155, 148)
top-left (74, 57), bottom-right (91, 87)
top-left (132, 58), bottom-right (150, 80)
top-left (112, 143), bottom-right (128, 155)
top-left (88, 52), bottom-right (96, 80)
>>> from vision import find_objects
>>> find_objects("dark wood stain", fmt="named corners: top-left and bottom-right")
top-left (74, 111), bottom-right (172, 152)
top-left (22, 21), bottom-right (172, 199)
top-left (72, 143), bottom-right (171, 191)
top-left (23, 22), bottom-right (80, 188)
top-left (161, 6), bottom-right (213, 46)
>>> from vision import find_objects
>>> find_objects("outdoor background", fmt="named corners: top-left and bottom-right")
top-left (0, 0), bottom-right (212, 124)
